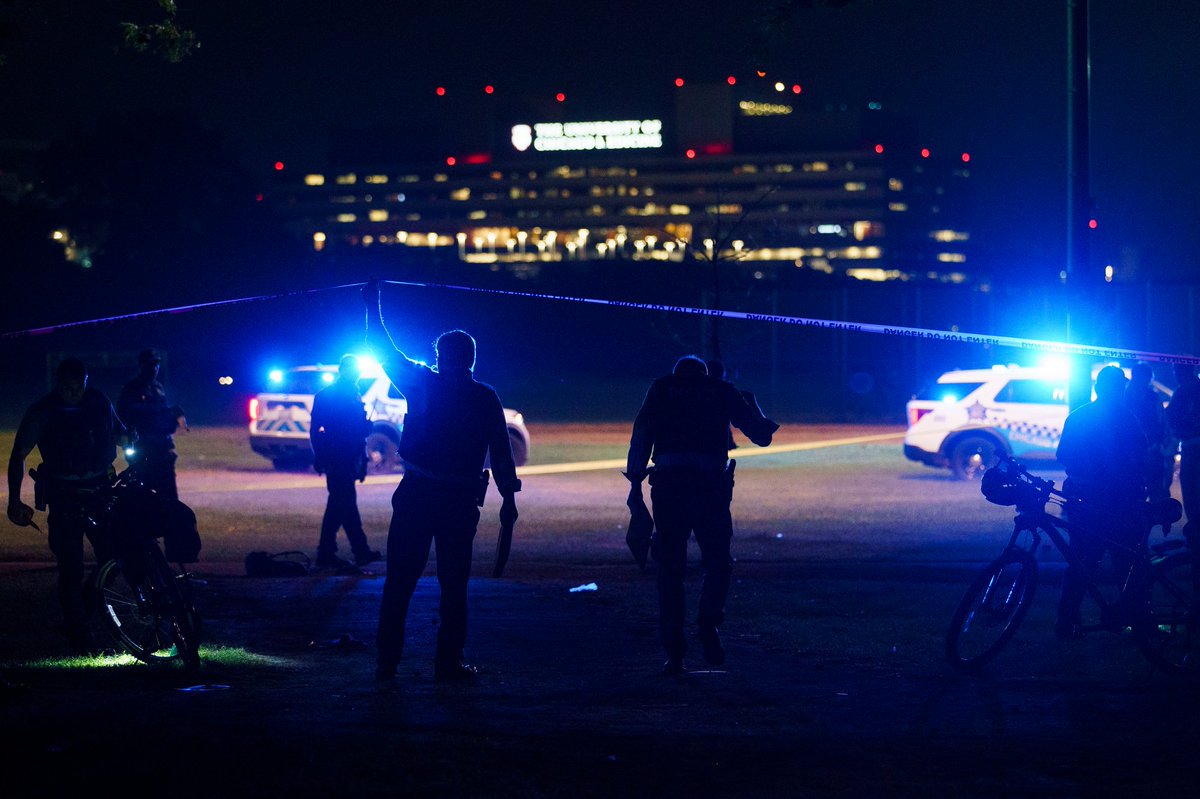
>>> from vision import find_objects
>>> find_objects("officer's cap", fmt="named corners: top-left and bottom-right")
top-left (138, 348), bottom-right (163, 366)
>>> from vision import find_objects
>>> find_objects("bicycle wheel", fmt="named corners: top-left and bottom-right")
top-left (97, 545), bottom-right (201, 670)
top-left (1134, 551), bottom-right (1200, 677)
top-left (946, 548), bottom-right (1038, 671)
top-left (149, 544), bottom-right (202, 671)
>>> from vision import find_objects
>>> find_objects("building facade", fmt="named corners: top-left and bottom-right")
top-left (267, 81), bottom-right (974, 283)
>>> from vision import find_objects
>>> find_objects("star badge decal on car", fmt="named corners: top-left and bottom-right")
top-left (966, 401), bottom-right (988, 421)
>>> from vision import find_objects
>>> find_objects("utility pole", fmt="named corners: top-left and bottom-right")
top-left (1066, 0), bottom-right (1095, 409)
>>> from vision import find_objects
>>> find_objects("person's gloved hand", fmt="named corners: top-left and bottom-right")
top-left (500, 494), bottom-right (518, 529)
top-left (7, 500), bottom-right (34, 527)
top-left (624, 473), bottom-right (646, 511)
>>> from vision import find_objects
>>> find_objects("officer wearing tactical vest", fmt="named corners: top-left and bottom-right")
top-left (117, 348), bottom-right (187, 501)
top-left (1168, 363), bottom-right (1200, 548)
top-left (310, 353), bottom-right (381, 570)
top-left (626, 355), bottom-right (779, 674)
top-left (1055, 364), bottom-right (1149, 639)
top-left (364, 281), bottom-right (520, 682)
top-left (7, 358), bottom-right (129, 654)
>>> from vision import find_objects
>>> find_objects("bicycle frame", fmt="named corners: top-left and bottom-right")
top-left (62, 460), bottom-right (202, 669)
top-left (951, 455), bottom-right (1199, 675)
top-left (1006, 501), bottom-right (1147, 633)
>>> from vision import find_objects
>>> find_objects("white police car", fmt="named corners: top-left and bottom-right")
top-left (903, 363), bottom-right (1171, 480)
top-left (248, 357), bottom-right (530, 472)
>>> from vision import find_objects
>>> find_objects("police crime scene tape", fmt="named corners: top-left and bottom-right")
top-left (4, 278), bottom-right (1199, 368)
top-left (378, 280), bottom-right (1200, 367)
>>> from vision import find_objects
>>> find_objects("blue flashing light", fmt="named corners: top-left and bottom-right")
top-left (321, 372), bottom-right (335, 383)
top-left (940, 393), bottom-right (958, 404)
top-left (356, 354), bottom-right (380, 373)
top-left (1038, 355), bottom-right (1071, 380)
top-left (268, 369), bottom-right (284, 383)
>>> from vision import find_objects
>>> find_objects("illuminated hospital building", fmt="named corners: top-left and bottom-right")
top-left (267, 79), bottom-right (973, 283)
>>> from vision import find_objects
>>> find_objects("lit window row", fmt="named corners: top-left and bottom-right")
top-left (319, 227), bottom-right (884, 263)
top-left (308, 226), bottom-right (964, 281)
top-left (430, 200), bottom-right (844, 222)
top-left (299, 160), bottom-right (868, 191)
top-left (846, 268), bottom-right (964, 284)
top-left (304, 177), bottom-right (874, 206)
top-left (307, 173), bottom-right (388, 186)
top-left (845, 268), bottom-right (905, 282)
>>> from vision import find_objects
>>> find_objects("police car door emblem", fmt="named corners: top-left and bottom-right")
top-left (966, 401), bottom-right (988, 421)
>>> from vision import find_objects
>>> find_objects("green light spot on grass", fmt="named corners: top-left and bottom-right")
top-left (7, 646), bottom-right (298, 672)
top-left (199, 646), bottom-right (297, 668)
top-left (17, 652), bottom-right (142, 670)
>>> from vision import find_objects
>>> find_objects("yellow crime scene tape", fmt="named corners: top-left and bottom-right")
top-left (515, 431), bottom-right (905, 476)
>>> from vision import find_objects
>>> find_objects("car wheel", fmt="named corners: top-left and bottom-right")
top-left (950, 435), bottom-right (1001, 481)
top-left (366, 431), bottom-right (399, 473)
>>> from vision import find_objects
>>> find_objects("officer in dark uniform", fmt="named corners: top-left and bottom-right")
top-left (311, 354), bottom-right (381, 570)
top-left (1055, 364), bottom-right (1149, 638)
top-left (365, 282), bottom-right (520, 682)
top-left (1167, 362), bottom-right (1200, 548)
top-left (626, 355), bottom-right (779, 674)
top-left (117, 348), bottom-right (186, 501)
top-left (7, 358), bottom-right (128, 654)
top-left (1125, 362), bottom-right (1174, 500)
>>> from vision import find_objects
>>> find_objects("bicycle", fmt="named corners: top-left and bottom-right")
top-left (945, 455), bottom-right (1198, 677)
top-left (39, 453), bottom-right (203, 670)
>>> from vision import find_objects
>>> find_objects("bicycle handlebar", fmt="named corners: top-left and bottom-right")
top-left (995, 454), bottom-right (1069, 503)
top-left (113, 442), bottom-right (150, 488)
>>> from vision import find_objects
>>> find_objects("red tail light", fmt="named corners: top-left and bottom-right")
top-left (908, 407), bottom-right (931, 427)
top-left (249, 398), bottom-right (259, 421)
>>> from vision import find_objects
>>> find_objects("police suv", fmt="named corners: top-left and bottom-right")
top-left (903, 363), bottom-right (1171, 480)
top-left (248, 358), bottom-right (531, 472)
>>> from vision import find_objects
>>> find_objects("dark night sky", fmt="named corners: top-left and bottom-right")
top-left (3, 0), bottom-right (1199, 284)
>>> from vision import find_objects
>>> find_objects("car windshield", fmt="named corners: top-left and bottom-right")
top-left (916, 382), bottom-right (985, 403)
top-left (995, 379), bottom-right (1068, 405)
top-left (268, 371), bottom-right (390, 397)
top-left (272, 371), bottom-right (336, 394)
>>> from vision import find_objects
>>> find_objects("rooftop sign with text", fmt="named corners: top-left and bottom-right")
top-left (511, 120), bottom-right (664, 153)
